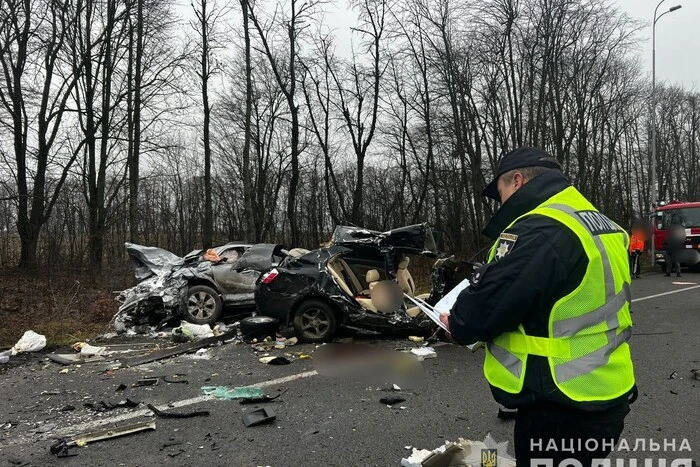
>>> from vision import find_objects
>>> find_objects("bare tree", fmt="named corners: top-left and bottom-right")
top-left (190, 0), bottom-right (230, 248)
top-left (0, 0), bottom-right (83, 268)
top-left (328, 0), bottom-right (388, 226)
top-left (247, 0), bottom-right (320, 245)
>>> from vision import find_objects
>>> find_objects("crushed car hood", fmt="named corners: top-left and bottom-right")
top-left (125, 243), bottom-right (184, 281)
top-left (233, 243), bottom-right (286, 271)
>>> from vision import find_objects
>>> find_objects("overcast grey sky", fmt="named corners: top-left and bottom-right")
top-left (323, 0), bottom-right (698, 90)
top-left (613, 0), bottom-right (697, 89)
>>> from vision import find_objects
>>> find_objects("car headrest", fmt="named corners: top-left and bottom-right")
top-left (398, 256), bottom-right (410, 270)
top-left (366, 269), bottom-right (380, 283)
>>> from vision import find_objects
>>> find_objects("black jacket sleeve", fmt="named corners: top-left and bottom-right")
top-left (448, 215), bottom-right (588, 345)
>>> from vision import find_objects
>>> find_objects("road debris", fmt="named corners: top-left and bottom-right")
top-left (133, 377), bottom-right (160, 387)
top-left (410, 347), bottom-right (437, 359)
top-left (669, 371), bottom-right (679, 379)
top-left (47, 353), bottom-right (106, 365)
top-left (72, 342), bottom-right (107, 356)
top-left (239, 388), bottom-right (289, 405)
top-left (201, 386), bottom-right (263, 400)
top-left (691, 369), bottom-right (700, 380)
top-left (147, 403), bottom-right (210, 419)
top-left (379, 397), bottom-right (406, 406)
top-left (83, 398), bottom-right (140, 411)
top-left (259, 356), bottom-right (291, 365)
top-left (50, 420), bottom-right (156, 457)
top-left (163, 374), bottom-right (189, 384)
top-left (119, 329), bottom-right (237, 367)
top-left (400, 434), bottom-right (515, 467)
top-left (242, 407), bottom-right (276, 427)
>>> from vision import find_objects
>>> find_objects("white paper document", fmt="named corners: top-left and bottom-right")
top-left (405, 278), bottom-right (483, 351)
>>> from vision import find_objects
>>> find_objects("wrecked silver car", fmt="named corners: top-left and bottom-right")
top-left (114, 242), bottom-right (289, 331)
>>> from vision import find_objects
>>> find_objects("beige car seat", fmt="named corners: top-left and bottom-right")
top-left (364, 269), bottom-right (380, 294)
top-left (396, 256), bottom-right (415, 296)
top-left (356, 269), bottom-right (382, 313)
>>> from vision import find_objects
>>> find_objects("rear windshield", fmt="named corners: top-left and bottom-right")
top-left (659, 208), bottom-right (700, 229)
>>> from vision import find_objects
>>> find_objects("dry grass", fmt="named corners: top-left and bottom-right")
top-left (0, 268), bottom-right (130, 348)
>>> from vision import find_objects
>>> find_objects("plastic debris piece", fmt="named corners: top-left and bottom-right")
top-left (162, 375), bottom-right (188, 384)
top-left (392, 384), bottom-right (401, 391)
top-left (410, 347), bottom-right (437, 359)
top-left (147, 403), bottom-right (210, 418)
top-left (180, 321), bottom-right (214, 340)
top-left (379, 397), bottom-right (406, 405)
top-left (408, 336), bottom-right (424, 343)
top-left (72, 342), bottom-right (107, 356)
top-left (239, 388), bottom-right (289, 405)
top-left (201, 386), bottom-right (263, 400)
top-left (12, 330), bottom-right (46, 355)
top-left (669, 371), bottom-right (679, 379)
top-left (259, 356), bottom-right (291, 365)
top-left (133, 378), bottom-right (160, 387)
top-left (242, 407), bottom-right (276, 427)
top-left (171, 326), bottom-right (195, 343)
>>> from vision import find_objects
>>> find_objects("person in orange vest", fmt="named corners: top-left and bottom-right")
top-left (629, 230), bottom-right (645, 279)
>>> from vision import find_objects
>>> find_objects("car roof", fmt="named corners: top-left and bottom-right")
top-left (329, 223), bottom-right (438, 256)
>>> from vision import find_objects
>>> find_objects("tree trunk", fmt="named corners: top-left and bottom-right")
top-left (241, 0), bottom-right (255, 242)
top-left (129, 0), bottom-right (144, 243)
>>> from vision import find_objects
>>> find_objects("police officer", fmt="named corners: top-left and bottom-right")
top-left (440, 147), bottom-right (635, 467)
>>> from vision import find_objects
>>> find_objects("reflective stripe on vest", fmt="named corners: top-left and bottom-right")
top-left (483, 187), bottom-right (634, 401)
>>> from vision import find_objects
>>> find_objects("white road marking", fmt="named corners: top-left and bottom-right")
top-left (48, 370), bottom-right (318, 438)
top-left (632, 284), bottom-right (700, 303)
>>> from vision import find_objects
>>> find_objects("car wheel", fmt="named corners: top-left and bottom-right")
top-left (240, 316), bottom-right (280, 342)
top-left (185, 285), bottom-right (222, 325)
top-left (293, 300), bottom-right (337, 343)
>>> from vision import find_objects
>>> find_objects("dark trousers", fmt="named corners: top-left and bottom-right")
top-left (514, 403), bottom-right (628, 467)
top-left (664, 250), bottom-right (681, 274)
top-left (629, 251), bottom-right (641, 277)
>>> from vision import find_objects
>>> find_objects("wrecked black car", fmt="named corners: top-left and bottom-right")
top-left (255, 224), bottom-right (467, 342)
top-left (114, 242), bottom-right (289, 331)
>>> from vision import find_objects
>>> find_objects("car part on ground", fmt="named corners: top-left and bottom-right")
top-left (240, 316), bottom-right (280, 343)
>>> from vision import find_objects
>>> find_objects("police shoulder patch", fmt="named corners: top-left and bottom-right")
top-left (494, 233), bottom-right (518, 260)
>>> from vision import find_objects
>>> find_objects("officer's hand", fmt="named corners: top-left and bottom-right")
top-left (439, 313), bottom-right (456, 344)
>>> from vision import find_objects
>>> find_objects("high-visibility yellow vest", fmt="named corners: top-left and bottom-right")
top-left (483, 186), bottom-right (635, 401)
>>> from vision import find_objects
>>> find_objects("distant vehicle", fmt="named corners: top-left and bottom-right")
top-left (255, 223), bottom-right (471, 342)
top-left (651, 200), bottom-right (700, 272)
top-left (114, 242), bottom-right (289, 331)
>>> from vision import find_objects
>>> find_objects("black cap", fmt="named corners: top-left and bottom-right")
top-left (481, 147), bottom-right (562, 200)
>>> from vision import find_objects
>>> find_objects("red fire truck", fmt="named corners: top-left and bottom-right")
top-left (651, 200), bottom-right (700, 272)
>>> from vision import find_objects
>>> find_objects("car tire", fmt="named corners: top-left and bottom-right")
top-left (240, 316), bottom-right (280, 342)
top-left (184, 285), bottom-right (223, 325)
top-left (293, 299), bottom-right (337, 343)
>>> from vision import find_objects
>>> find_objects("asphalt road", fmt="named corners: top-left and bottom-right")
top-left (0, 271), bottom-right (698, 467)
